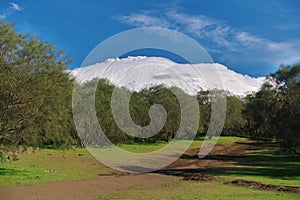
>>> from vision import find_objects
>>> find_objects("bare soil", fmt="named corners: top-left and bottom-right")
top-left (224, 179), bottom-right (300, 194)
top-left (0, 173), bottom-right (177, 200)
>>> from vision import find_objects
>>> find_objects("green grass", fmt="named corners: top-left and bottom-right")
top-left (0, 148), bottom-right (114, 187)
top-left (0, 135), bottom-right (299, 192)
top-left (118, 141), bottom-right (169, 153)
top-left (98, 180), bottom-right (300, 200)
top-left (205, 148), bottom-right (300, 186)
top-left (0, 136), bottom-right (246, 187)
top-left (118, 136), bottom-right (249, 153)
top-left (189, 136), bottom-right (249, 149)
top-left (117, 136), bottom-right (300, 187)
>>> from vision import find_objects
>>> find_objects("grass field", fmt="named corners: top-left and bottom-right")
top-left (118, 136), bottom-right (249, 153)
top-left (0, 148), bottom-right (114, 187)
top-left (0, 136), bottom-right (246, 187)
top-left (205, 149), bottom-right (300, 186)
top-left (98, 180), bottom-right (299, 200)
top-left (0, 136), bottom-right (299, 199)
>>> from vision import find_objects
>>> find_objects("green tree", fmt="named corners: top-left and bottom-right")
top-left (223, 96), bottom-right (246, 135)
top-left (0, 20), bottom-right (77, 146)
top-left (243, 85), bottom-right (276, 138)
top-left (141, 86), bottom-right (181, 142)
top-left (197, 91), bottom-right (211, 134)
top-left (269, 64), bottom-right (300, 153)
top-left (243, 64), bottom-right (300, 153)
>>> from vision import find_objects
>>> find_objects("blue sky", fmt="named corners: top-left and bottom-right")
top-left (1, 0), bottom-right (300, 77)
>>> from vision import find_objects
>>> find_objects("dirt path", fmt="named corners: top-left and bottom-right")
top-left (0, 173), bottom-right (178, 200)
top-left (1, 140), bottom-right (299, 199)
top-left (165, 140), bottom-right (255, 170)
top-left (147, 140), bottom-right (259, 179)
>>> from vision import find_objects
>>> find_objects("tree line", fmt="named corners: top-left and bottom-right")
top-left (0, 21), bottom-right (299, 153)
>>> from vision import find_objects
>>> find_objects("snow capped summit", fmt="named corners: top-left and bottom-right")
top-left (70, 56), bottom-right (265, 96)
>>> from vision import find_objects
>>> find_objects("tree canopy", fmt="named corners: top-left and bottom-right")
top-left (0, 21), bottom-right (77, 147)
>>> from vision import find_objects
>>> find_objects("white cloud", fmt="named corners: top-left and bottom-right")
top-left (235, 31), bottom-right (300, 65)
top-left (166, 11), bottom-right (234, 49)
top-left (9, 2), bottom-right (23, 11)
top-left (236, 32), bottom-right (264, 46)
top-left (0, 2), bottom-right (23, 19)
top-left (118, 11), bottom-right (235, 49)
top-left (117, 13), bottom-right (170, 28)
top-left (166, 11), bottom-right (215, 33)
top-left (117, 10), bottom-right (300, 69)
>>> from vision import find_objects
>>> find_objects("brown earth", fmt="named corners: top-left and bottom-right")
top-left (1, 140), bottom-right (299, 200)
top-left (0, 173), bottom-right (176, 200)
top-left (224, 179), bottom-right (300, 194)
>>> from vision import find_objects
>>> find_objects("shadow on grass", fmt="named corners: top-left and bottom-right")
top-left (205, 142), bottom-right (300, 180)
top-left (0, 167), bottom-right (26, 176)
top-left (205, 155), bottom-right (300, 180)
top-left (154, 141), bottom-right (300, 183)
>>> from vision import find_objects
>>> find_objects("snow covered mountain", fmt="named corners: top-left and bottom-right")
top-left (70, 56), bottom-right (265, 96)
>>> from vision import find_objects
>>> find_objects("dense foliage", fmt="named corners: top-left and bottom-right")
top-left (244, 65), bottom-right (300, 153)
top-left (0, 20), bottom-right (299, 153)
top-left (0, 21), bottom-right (78, 147)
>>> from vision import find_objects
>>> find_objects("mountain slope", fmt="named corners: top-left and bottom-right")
top-left (70, 56), bottom-right (265, 96)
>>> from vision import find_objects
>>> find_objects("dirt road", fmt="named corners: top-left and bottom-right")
top-left (0, 173), bottom-right (176, 200)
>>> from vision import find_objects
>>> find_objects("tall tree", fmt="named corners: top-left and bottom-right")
top-left (269, 64), bottom-right (300, 152)
top-left (223, 96), bottom-right (246, 135)
top-left (0, 20), bottom-right (77, 146)
top-left (243, 64), bottom-right (300, 153)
